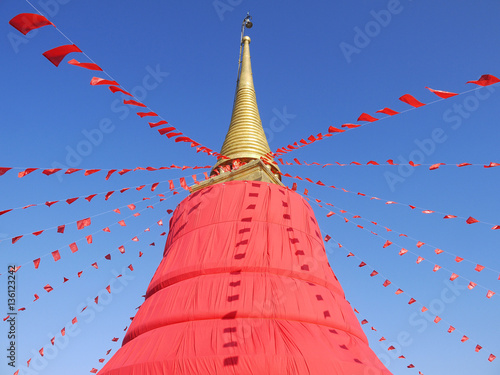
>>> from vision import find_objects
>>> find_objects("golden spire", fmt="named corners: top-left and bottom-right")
top-left (212, 35), bottom-right (281, 177)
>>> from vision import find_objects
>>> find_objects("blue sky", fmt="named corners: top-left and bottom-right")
top-left (1, 1), bottom-right (499, 374)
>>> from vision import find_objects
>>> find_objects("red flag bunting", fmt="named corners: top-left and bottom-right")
top-left (105, 170), bottom-right (117, 180)
top-left (68, 59), bottom-right (102, 71)
top-left (77, 217), bottom-right (91, 230)
top-left (18, 168), bottom-right (38, 178)
top-left (328, 126), bottom-right (345, 133)
top-left (42, 168), bottom-right (62, 175)
top-left (425, 87), bottom-right (458, 99)
top-left (484, 162), bottom-right (500, 168)
top-left (12, 236), bottom-right (22, 244)
top-left (69, 242), bottom-right (78, 253)
top-left (150, 120), bottom-right (168, 128)
top-left (357, 113), bottom-right (378, 122)
top-left (123, 99), bottom-right (146, 107)
top-left (9, 13), bottom-right (54, 35)
top-left (85, 194), bottom-right (97, 202)
top-left (466, 216), bottom-right (479, 224)
top-left (399, 94), bottom-right (425, 107)
top-left (109, 86), bottom-right (132, 96)
top-left (466, 74), bottom-right (500, 86)
top-left (376, 108), bottom-right (399, 116)
top-left (0, 167), bottom-right (11, 176)
top-left (51, 250), bottom-right (61, 261)
top-left (429, 163), bottom-right (445, 170)
top-left (341, 123), bottom-right (361, 128)
top-left (475, 264), bottom-right (485, 272)
top-left (90, 77), bottom-right (118, 86)
top-left (180, 177), bottom-right (189, 190)
top-left (137, 111), bottom-right (158, 117)
top-left (43, 44), bottom-right (82, 67)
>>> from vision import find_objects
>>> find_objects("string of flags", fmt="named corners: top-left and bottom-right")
top-left (8, 13), bottom-right (223, 158)
top-left (281, 173), bottom-right (500, 230)
top-left (0, 172), bottom-right (206, 219)
top-left (326, 235), bottom-right (496, 364)
top-left (0, 180), bottom-right (190, 245)
top-left (0, 164), bottom-right (211, 179)
top-left (2, 194), bottom-right (170, 277)
top-left (313, 198), bottom-right (497, 298)
top-left (8, 210), bottom-right (170, 312)
top-left (8, 269), bottom-right (140, 375)
top-left (89, 305), bottom-right (145, 373)
top-left (272, 74), bottom-right (500, 157)
top-left (304, 188), bottom-right (500, 290)
top-left (277, 158), bottom-right (500, 170)
top-left (354, 307), bottom-right (421, 372)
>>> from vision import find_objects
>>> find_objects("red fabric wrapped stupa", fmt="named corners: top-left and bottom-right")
top-left (99, 180), bottom-right (391, 375)
top-left (100, 24), bottom-right (391, 375)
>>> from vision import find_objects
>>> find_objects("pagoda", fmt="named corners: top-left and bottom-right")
top-left (99, 17), bottom-right (392, 375)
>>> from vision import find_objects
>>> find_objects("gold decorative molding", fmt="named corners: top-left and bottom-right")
top-left (191, 159), bottom-right (283, 193)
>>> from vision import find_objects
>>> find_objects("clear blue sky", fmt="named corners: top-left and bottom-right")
top-left (1, 1), bottom-right (499, 374)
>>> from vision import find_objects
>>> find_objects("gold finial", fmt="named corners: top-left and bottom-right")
top-left (211, 30), bottom-right (281, 179)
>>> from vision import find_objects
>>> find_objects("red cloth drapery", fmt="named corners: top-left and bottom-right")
top-left (99, 180), bottom-right (391, 375)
